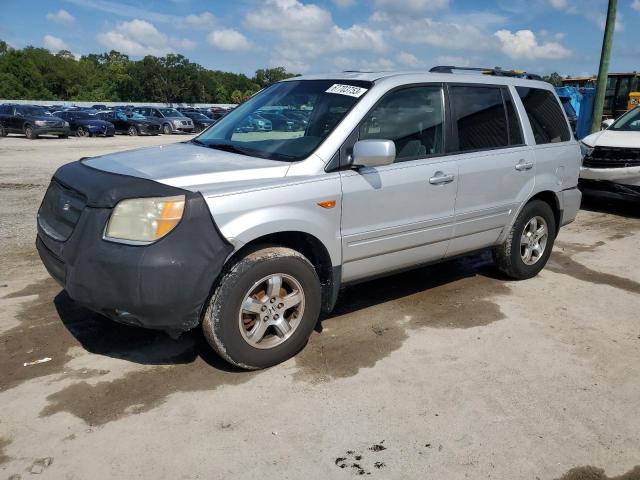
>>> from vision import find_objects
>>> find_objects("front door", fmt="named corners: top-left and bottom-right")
top-left (340, 84), bottom-right (458, 282)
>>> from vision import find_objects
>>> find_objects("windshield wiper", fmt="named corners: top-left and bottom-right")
top-left (204, 143), bottom-right (253, 156)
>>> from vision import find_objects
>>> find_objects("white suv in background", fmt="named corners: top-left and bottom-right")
top-left (580, 106), bottom-right (640, 199)
top-left (37, 67), bottom-right (582, 369)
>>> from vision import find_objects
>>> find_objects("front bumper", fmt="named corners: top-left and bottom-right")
top-left (34, 126), bottom-right (71, 136)
top-left (580, 166), bottom-right (640, 186)
top-left (36, 161), bottom-right (233, 333)
top-left (87, 125), bottom-right (115, 136)
top-left (579, 179), bottom-right (640, 200)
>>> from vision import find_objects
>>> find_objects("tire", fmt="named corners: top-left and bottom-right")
top-left (76, 126), bottom-right (86, 137)
top-left (24, 125), bottom-right (37, 139)
top-left (193, 125), bottom-right (202, 134)
top-left (127, 125), bottom-right (138, 136)
top-left (203, 247), bottom-right (321, 370)
top-left (0, 124), bottom-right (6, 137)
top-left (162, 123), bottom-right (172, 135)
top-left (493, 200), bottom-right (557, 280)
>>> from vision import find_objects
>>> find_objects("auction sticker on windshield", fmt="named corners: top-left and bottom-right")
top-left (325, 84), bottom-right (368, 98)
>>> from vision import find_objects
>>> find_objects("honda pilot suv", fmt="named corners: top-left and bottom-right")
top-left (36, 68), bottom-right (581, 369)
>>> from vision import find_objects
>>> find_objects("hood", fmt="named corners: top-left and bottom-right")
top-left (32, 115), bottom-right (63, 122)
top-left (165, 116), bottom-right (191, 122)
top-left (78, 119), bottom-right (112, 127)
top-left (582, 129), bottom-right (640, 148)
top-left (83, 142), bottom-right (290, 192)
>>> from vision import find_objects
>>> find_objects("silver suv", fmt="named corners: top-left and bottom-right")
top-left (132, 107), bottom-right (194, 134)
top-left (36, 69), bottom-right (582, 369)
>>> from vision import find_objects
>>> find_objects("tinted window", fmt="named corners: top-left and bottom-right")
top-left (451, 86), bottom-right (508, 151)
top-left (516, 87), bottom-right (570, 144)
top-left (0, 105), bottom-right (11, 114)
top-left (359, 85), bottom-right (444, 162)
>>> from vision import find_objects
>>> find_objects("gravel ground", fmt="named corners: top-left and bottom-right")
top-left (1, 134), bottom-right (639, 480)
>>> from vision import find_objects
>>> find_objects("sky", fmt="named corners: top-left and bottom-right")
top-left (1, 0), bottom-right (639, 77)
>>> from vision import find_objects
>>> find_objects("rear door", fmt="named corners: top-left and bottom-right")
top-left (445, 84), bottom-right (535, 257)
top-left (340, 84), bottom-right (459, 282)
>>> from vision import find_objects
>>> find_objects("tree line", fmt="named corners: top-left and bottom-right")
top-left (0, 40), bottom-right (297, 104)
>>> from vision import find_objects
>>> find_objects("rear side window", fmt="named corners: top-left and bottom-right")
top-left (359, 85), bottom-right (445, 162)
top-left (450, 86), bottom-right (509, 152)
top-left (516, 87), bottom-right (570, 144)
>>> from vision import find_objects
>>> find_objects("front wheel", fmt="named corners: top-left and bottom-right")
top-left (0, 124), bottom-right (6, 137)
top-left (76, 126), bottom-right (87, 137)
top-left (203, 247), bottom-right (321, 370)
top-left (493, 200), bottom-right (557, 280)
top-left (162, 123), bottom-right (172, 135)
top-left (127, 126), bottom-right (138, 136)
top-left (24, 125), bottom-right (37, 139)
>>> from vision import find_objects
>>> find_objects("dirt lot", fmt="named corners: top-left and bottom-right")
top-left (1, 134), bottom-right (639, 480)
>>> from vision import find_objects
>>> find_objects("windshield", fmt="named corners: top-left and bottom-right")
top-left (18, 105), bottom-right (49, 116)
top-left (194, 79), bottom-right (371, 161)
top-left (159, 108), bottom-right (182, 117)
top-left (188, 113), bottom-right (209, 120)
top-left (610, 107), bottom-right (640, 131)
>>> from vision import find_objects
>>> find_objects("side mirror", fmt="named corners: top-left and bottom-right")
top-left (601, 118), bottom-right (614, 130)
top-left (352, 139), bottom-right (396, 168)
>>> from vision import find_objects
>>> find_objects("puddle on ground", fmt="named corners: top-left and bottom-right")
top-left (555, 465), bottom-right (640, 480)
top-left (549, 242), bottom-right (640, 295)
top-left (0, 436), bottom-right (10, 465)
top-left (294, 253), bottom-right (509, 381)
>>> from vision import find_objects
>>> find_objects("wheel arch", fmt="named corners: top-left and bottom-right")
top-left (227, 230), bottom-right (340, 314)
top-left (498, 189), bottom-right (562, 244)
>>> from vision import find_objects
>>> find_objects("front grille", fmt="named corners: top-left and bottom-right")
top-left (45, 120), bottom-right (64, 127)
top-left (583, 146), bottom-right (640, 169)
top-left (37, 181), bottom-right (86, 241)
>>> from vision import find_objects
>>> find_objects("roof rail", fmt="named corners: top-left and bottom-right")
top-left (429, 66), bottom-right (542, 81)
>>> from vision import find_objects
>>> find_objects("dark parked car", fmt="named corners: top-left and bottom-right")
top-left (95, 110), bottom-right (161, 136)
top-left (234, 113), bottom-right (272, 133)
top-left (256, 110), bottom-right (298, 131)
top-left (181, 111), bottom-right (215, 133)
top-left (92, 104), bottom-right (108, 110)
top-left (54, 110), bottom-right (115, 137)
top-left (131, 107), bottom-right (194, 134)
top-left (0, 104), bottom-right (70, 139)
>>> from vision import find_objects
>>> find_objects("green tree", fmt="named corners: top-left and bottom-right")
top-left (230, 89), bottom-right (244, 104)
top-left (254, 67), bottom-right (297, 88)
top-left (543, 72), bottom-right (563, 87)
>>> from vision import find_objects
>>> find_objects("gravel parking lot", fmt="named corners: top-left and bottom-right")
top-left (1, 135), bottom-right (639, 479)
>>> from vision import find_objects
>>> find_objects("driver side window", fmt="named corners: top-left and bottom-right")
top-left (359, 85), bottom-right (445, 162)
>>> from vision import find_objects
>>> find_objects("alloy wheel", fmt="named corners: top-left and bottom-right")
top-left (238, 273), bottom-right (305, 349)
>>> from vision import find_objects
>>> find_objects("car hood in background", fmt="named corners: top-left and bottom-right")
top-left (79, 119), bottom-right (113, 128)
top-left (83, 142), bottom-right (290, 192)
top-left (582, 130), bottom-right (640, 148)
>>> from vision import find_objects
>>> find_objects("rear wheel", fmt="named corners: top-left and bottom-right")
top-left (127, 125), bottom-right (138, 136)
top-left (24, 125), bottom-right (37, 139)
top-left (0, 124), bottom-right (6, 137)
top-left (76, 126), bottom-right (87, 137)
top-left (163, 123), bottom-right (172, 135)
top-left (203, 247), bottom-right (321, 370)
top-left (493, 200), bottom-right (557, 280)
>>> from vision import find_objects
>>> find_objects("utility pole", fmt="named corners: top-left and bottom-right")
top-left (590, 0), bottom-right (618, 133)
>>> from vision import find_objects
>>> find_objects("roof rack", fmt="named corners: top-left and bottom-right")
top-left (429, 66), bottom-right (542, 81)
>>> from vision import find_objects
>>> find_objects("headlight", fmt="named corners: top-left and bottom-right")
top-left (580, 141), bottom-right (594, 158)
top-left (35, 120), bottom-right (47, 126)
top-left (104, 195), bottom-right (185, 243)
top-left (64, 121), bottom-right (70, 127)
top-left (173, 119), bottom-right (182, 126)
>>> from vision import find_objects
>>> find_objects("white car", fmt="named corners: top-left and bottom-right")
top-left (580, 107), bottom-right (640, 199)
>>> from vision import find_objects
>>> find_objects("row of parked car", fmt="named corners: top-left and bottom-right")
top-left (0, 103), bottom-right (233, 139)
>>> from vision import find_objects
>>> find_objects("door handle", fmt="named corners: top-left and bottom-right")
top-left (515, 160), bottom-right (534, 171)
top-left (429, 172), bottom-right (455, 185)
